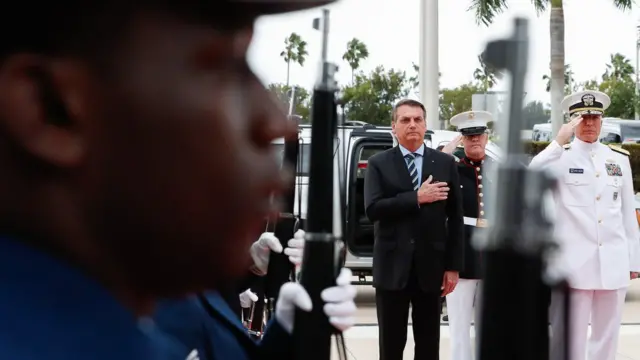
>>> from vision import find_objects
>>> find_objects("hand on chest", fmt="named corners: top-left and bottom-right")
top-left (562, 153), bottom-right (623, 207)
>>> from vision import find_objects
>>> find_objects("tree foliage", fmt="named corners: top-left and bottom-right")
top-left (543, 64), bottom-right (575, 95)
top-left (473, 53), bottom-right (502, 92)
top-left (280, 33), bottom-right (308, 86)
top-left (342, 38), bottom-right (369, 83)
top-left (267, 83), bottom-right (311, 122)
top-left (341, 66), bottom-right (411, 125)
top-left (439, 83), bottom-right (483, 126)
top-left (522, 100), bottom-right (549, 128)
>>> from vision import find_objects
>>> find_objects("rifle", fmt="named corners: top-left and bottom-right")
top-left (292, 8), bottom-right (348, 360)
top-left (476, 18), bottom-right (570, 360)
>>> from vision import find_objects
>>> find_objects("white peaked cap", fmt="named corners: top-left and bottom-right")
top-left (449, 111), bottom-right (493, 136)
top-left (561, 90), bottom-right (610, 118)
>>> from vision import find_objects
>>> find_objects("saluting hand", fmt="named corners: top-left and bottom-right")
top-left (440, 134), bottom-right (463, 154)
top-left (555, 116), bottom-right (582, 146)
top-left (417, 175), bottom-right (449, 204)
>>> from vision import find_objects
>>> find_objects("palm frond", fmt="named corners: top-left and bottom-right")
top-left (613, 0), bottom-right (633, 11)
top-left (530, 0), bottom-right (548, 14)
top-left (467, 0), bottom-right (509, 26)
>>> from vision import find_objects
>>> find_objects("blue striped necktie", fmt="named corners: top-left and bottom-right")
top-left (405, 153), bottom-right (420, 190)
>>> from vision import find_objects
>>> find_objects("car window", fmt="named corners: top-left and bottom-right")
top-left (272, 142), bottom-right (338, 176)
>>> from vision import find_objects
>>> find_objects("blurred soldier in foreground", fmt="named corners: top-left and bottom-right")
top-left (529, 90), bottom-right (640, 360)
top-left (440, 111), bottom-right (494, 360)
top-left (153, 229), bottom-right (356, 360)
top-left (0, 1), bottom-right (345, 359)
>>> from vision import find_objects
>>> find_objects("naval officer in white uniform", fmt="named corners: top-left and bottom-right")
top-left (529, 90), bottom-right (640, 360)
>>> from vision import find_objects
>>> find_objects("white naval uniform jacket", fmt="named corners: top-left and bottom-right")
top-left (530, 138), bottom-right (640, 290)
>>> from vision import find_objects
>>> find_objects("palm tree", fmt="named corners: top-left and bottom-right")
top-left (280, 33), bottom-right (308, 86)
top-left (542, 64), bottom-right (574, 94)
top-left (342, 38), bottom-right (369, 83)
top-left (469, 0), bottom-right (633, 136)
top-left (473, 54), bottom-right (501, 92)
top-left (603, 53), bottom-right (635, 82)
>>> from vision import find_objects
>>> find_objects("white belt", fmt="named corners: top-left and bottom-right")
top-left (464, 216), bottom-right (487, 228)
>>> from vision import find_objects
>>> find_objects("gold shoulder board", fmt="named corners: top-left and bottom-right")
top-left (608, 144), bottom-right (630, 156)
top-left (562, 143), bottom-right (571, 150)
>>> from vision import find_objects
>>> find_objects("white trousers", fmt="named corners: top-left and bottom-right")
top-left (550, 288), bottom-right (627, 360)
top-left (446, 279), bottom-right (481, 360)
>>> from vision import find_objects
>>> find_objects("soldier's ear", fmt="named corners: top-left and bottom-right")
top-left (0, 56), bottom-right (88, 168)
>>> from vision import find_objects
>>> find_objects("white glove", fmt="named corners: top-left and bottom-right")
top-left (250, 232), bottom-right (284, 274)
top-left (555, 116), bottom-right (582, 146)
top-left (239, 289), bottom-right (258, 308)
top-left (274, 268), bottom-right (357, 334)
top-left (284, 229), bottom-right (305, 266)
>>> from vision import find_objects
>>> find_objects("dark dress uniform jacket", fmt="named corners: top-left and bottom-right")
top-left (455, 154), bottom-right (493, 279)
top-left (364, 146), bottom-right (465, 292)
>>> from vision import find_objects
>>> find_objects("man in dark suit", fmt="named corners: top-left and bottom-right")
top-left (364, 99), bottom-right (465, 360)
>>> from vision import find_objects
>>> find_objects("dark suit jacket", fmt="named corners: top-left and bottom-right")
top-left (364, 146), bottom-right (464, 292)
top-left (153, 291), bottom-right (293, 360)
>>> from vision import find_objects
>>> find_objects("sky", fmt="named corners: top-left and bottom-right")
top-left (247, 0), bottom-right (640, 106)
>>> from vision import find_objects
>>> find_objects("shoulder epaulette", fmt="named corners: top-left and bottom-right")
top-left (562, 143), bottom-right (571, 150)
top-left (608, 144), bottom-right (630, 156)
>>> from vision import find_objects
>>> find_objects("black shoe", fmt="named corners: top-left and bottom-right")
top-left (442, 315), bottom-right (449, 322)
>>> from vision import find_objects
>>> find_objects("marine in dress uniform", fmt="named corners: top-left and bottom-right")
top-left (442, 111), bottom-right (494, 360)
top-left (530, 90), bottom-right (640, 360)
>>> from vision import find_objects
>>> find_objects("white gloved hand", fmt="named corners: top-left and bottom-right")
top-left (555, 116), bottom-right (582, 146)
top-left (250, 232), bottom-right (284, 274)
top-left (284, 229), bottom-right (305, 266)
top-left (274, 268), bottom-right (357, 334)
top-left (239, 289), bottom-right (258, 308)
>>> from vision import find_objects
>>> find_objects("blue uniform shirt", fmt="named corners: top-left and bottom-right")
top-left (0, 236), bottom-right (186, 360)
top-left (154, 291), bottom-right (294, 360)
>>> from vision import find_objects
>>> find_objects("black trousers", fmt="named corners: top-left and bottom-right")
top-left (375, 267), bottom-right (442, 360)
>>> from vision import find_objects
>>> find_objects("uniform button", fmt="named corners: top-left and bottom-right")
top-left (480, 202), bottom-right (484, 207)
top-left (596, 172), bottom-right (600, 177)
top-left (479, 193), bottom-right (484, 197)
top-left (476, 167), bottom-right (481, 171)
top-left (591, 153), bottom-right (595, 158)
top-left (598, 219), bottom-right (602, 224)
top-left (478, 175), bottom-right (482, 180)
top-left (599, 243), bottom-right (602, 247)
top-left (478, 184), bottom-right (483, 189)
top-left (596, 195), bottom-right (601, 201)
top-left (480, 211), bottom-right (485, 216)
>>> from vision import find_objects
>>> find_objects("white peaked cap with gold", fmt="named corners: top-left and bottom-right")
top-left (561, 90), bottom-right (610, 118)
top-left (449, 110), bottom-right (493, 136)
